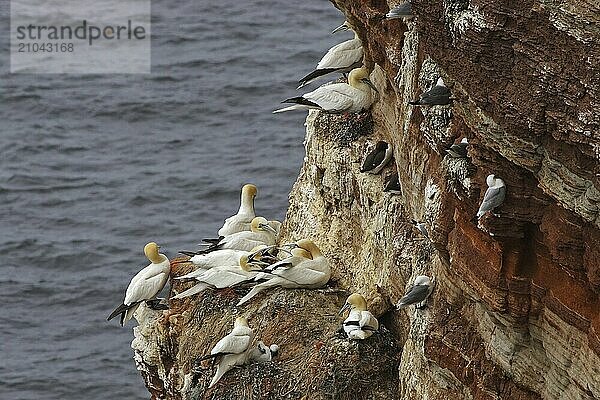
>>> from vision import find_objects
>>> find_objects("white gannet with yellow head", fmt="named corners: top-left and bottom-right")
top-left (197, 317), bottom-right (254, 388)
top-left (107, 242), bottom-right (170, 326)
top-left (297, 21), bottom-right (363, 89)
top-left (339, 293), bottom-right (379, 340)
top-left (218, 184), bottom-right (258, 236)
top-left (216, 217), bottom-right (279, 251)
top-left (237, 239), bottom-right (330, 306)
top-left (274, 67), bottom-right (378, 114)
top-left (172, 253), bottom-right (264, 299)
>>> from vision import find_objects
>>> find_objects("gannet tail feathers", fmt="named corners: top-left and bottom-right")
top-left (107, 302), bottom-right (140, 326)
top-left (237, 280), bottom-right (279, 305)
top-left (202, 236), bottom-right (224, 245)
top-left (297, 68), bottom-right (338, 89)
top-left (172, 282), bottom-right (210, 299)
top-left (273, 97), bottom-right (321, 113)
top-left (209, 363), bottom-right (229, 388)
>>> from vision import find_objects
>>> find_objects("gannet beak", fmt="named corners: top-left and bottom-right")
top-left (362, 78), bottom-right (379, 94)
top-left (282, 243), bottom-right (300, 249)
top-left (338, 303), bottom-right (350, 315)
top-left (332, 24), bottom-right (349, 34)
top-left (259, 223), bottom-right (278, 234)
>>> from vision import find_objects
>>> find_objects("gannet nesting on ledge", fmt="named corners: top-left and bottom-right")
top-left (237, 239), bottom-right (330, 306)
top-left (339, 293), bottom-right (379, 340)
top-left (197, 317), bottom-right (253, 388)
top-left (297, 21), bottom-right (363, 89)
top-left (218, 184), bottom-right (257, 236)
top-left (409, 77), bottom-right (452, 106)
top-left (274, 67), bottom-right (378, 114)
top-left (396, 275), bottom-right (434, 309)
top-left (477, 174), bottom-right (506, 220)
top-left (176, 249), bottom-right (250, 270)
top-left (385, 1), bottom-right (413, 20)
top-left (360, 141), bottom-right (393, 174)
top-left (246, 341), bottom-right (279, 363)
top-left (172, 254), bottom-right (263, 299)
top-left (107, 242), bottom-right (170, 326)
top-left (445, 138), bottom-right (468, 158)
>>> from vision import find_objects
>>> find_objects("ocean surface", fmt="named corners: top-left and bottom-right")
top-left (0, 1), bottom-right (345, 398)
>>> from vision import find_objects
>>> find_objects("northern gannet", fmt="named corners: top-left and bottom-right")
top-left (409, 77), bottom-right (452, 106)
top-left (411, 219), bottom-right (430, 240)
top-left (445, 138), bottom-right (468, 158)
top-left (477, 174), bottom-right (506, 219)
top-left (396, 275), bottom-right (434, 309)
top-left (172, 255), bottom-right (263, 299)
top-left (198, 317), bottom-right (254, 388)
top-left (177, 249), bottom-right (250, 272)
top-left (385, 2), bottom-right (413, 20)
top-left (297, 21), bottom-right (363, 89)
top-left (218, 184), bottom-right (257, 236)
top-left (360, 141), bottom-right (393, 174)
top-left (383, 171), bottom-right (401, 194)
top-left (274, 67), bottom-right (378, 114)
top-left (237, 239), bottom-right (330, 306)
top-left (246, 341), bottom-right (280, 363)
top-left (339, 293), bottom-right (379, 340)
top-left (107, 242), bottom-right (170, 326)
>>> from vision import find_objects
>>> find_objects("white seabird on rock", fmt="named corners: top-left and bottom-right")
top-left (297, 21), bottom-right (363, 89)
top-left (176, 249), bottom-right (250, 271)
top-left (445, 138), bottom-right (468, 158)
top-left (107, 242), bottom-right (170, 326)
top-left (218, 184), bottom-right (258, 237)
top-left (339, 293), bottom-right (379, 340)
top-left (198, 317), bottom-right (254, 388)
top-left (237, 239), bottom-right (331, 306)
top-left (396, 275), bottom-right (434, 309)
top-left (172, 255), bottom-right (263, 299)
top-left (246, 341), bottom-right (280, 363)
top-left (360, 141), bottom-right (393, 174)
top-left (409, 77), bottom-right (452, 106)
top-left (274, 67), bottom-right (378, 114)
top-left (385, 1), bottom-right (413, 20)
top-left (477, 174), bottom-right (506, 220)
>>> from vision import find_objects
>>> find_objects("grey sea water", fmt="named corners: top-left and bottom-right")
top-left (0, 1), bottom-right (345, 398)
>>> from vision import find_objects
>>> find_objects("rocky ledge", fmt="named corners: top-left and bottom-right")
top-left (131, 0), bottom-right (599, 399)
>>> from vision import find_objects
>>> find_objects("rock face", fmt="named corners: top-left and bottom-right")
top-left (132, 0), bottom-right (599, 399)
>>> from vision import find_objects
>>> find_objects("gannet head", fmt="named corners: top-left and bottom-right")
top-left (250, 217), bottom-right (278, 234)
top-left (339, 293), bottom-right (368, 315)
top-left (291, 247), bottom-right (313, 259)
top-left (436, 77), bottom-right (446, 87)
top-left (234, 316), bottom-right (249, 328)
top-left (144, 242), bottom-right (163, 263)
top-left (332, 20), bottom-right (352, 34)
top-left (414, 275), bottom-right (431, 286)
top-left (242, 184), bottom-right (258, 199)
top-left (239, 254), bottom-right (263, 272)
top-left (296, 238), bottom-right (322, 258)
top-left (348, 67), bottom-right (379, 94)
top-left (486, 174), bottom-right (496, 187)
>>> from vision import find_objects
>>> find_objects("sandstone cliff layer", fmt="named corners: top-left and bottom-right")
top-left (132, 0), bottom-right (599, 398)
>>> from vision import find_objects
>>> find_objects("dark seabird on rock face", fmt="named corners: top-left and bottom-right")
top-left (396, 275), bottom-right (434, 309)
top-left (409, 77), bottom-right (452, 106)
top-left (360, 141), bottom-right (393, 174)
top-left (385, 1), bottom-right (413, 20)
top-left (477, 174), bottom-right (506, 219)
top-left (445, 138), bottom-right (468, 158)
top-left (383, 171), bottom-right (401, 194)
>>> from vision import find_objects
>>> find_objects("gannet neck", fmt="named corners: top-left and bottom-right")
top-left (292, 247), bottom-right (312, 259)
top-left (238, 184), bottom-right (257, 215)
top-left (144, 242), bottom-right (164, 264)
top-left (348, 67), bottom-right (369, 88)
top-left (297, 239), bottom-right (322, 258)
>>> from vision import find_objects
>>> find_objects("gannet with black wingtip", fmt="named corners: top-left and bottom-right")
top-left (218, 184), bottom-right (257, 236)
top-left (237, 239), bottom-right (330, 306)
top-left (385, 1), bottom-right (413, 20)
top-left (409, 77), bottom-right (452, 106)
top-left (274, 67), bottom-right (378, 114)
top-left (477, 174), bottom-right (506, 220)
top-left (339, 293), bottom-right (379, 340)
top-left (246, 341), bottom-right (280, 363)
top-left (297, 21), bottom-right (363, 89)
top-left (360, 141), bottom-right (393, 174)
top-left (396, 275), bottom-right (434, 309)
top-left (445, 138), bottom-right (468, 158)
top-left (107, 242), bottom-right (170, 327)
top-left (197, 317), bottom-right (254, 388)
top-left (176, 249), bottom-right (250, 270)
top-left (172, 254), bottom-right (264, 299)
